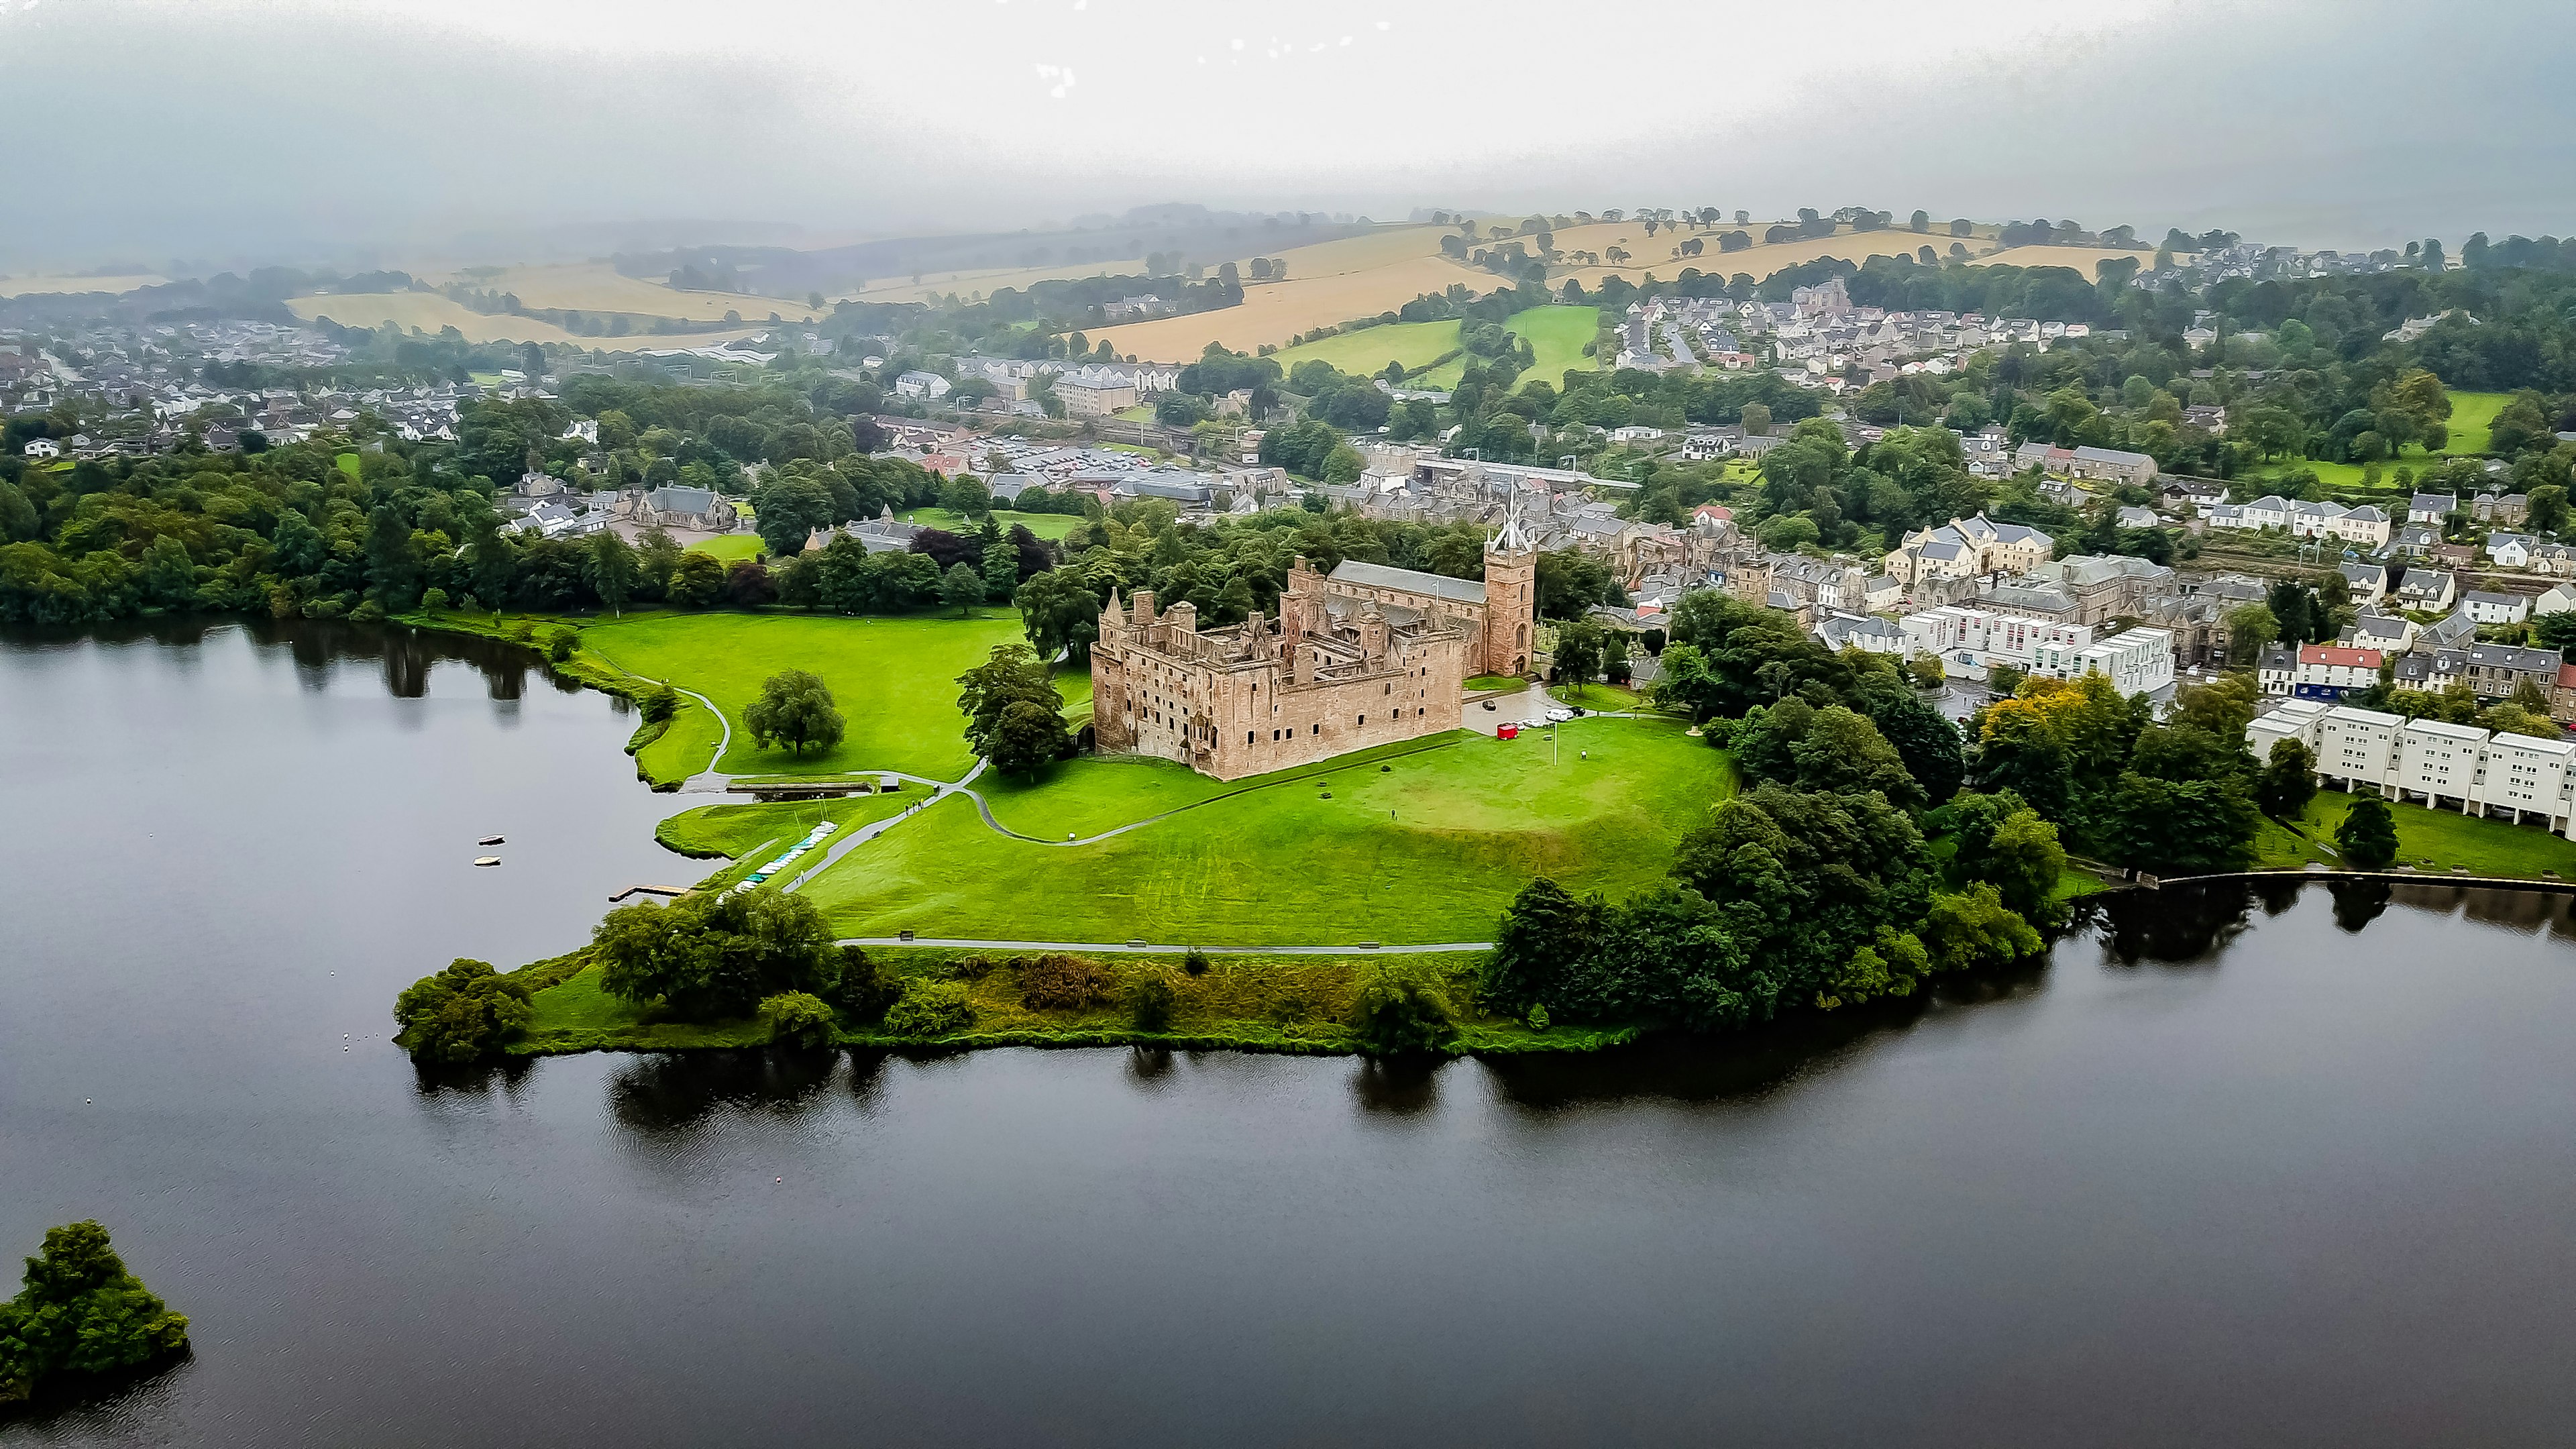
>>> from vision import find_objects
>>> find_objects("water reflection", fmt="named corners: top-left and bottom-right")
top-left (2097, 881), bottom-right (2257, 965)
top-left (606, 1049), bottom-right (841, 1133)
top-left (1351, 1054), bottom-right (1442, 1114)
top-left (410, 1055), bottom-right (539, 1099)
top-left (2327, 878), bottom-right (2393, 932)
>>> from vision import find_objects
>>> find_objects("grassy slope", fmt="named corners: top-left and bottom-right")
top-left (2255, 788), bottom-right (2576, 877)
top-left (800, 717), bottom-right (1733, 945)
top-left (1271, 319), bottom-right (1462, 378)
top-left (686, 535), bottom-right (765, 561)
top-left (899, 508), bottom-right (1084, 541)
top-left (1418, 305), bottom-right (1600, 388)
top-left (574, 612), bottom-right (1028, 780)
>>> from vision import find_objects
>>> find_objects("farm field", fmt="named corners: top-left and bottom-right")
top-left (1089, 221), bottom-right (2041, 362)
top-left (284, 291), bottom-right (781, 350)
top-left (0, 272), bottom-right (168, 297)
top-left (1270, 319), bottom-right (1461, 378)
top-left (898, 507), bottom-right (1086, 540)
top-left (1975, 245), bottom-right (2158, 273)
top-left (2255, 789), bottom-right (2576, 879)
top-left (1413, 305), bottom-right (1602, 388)
top-left (572, 611), bottom-right (1031, 780)
top-left (797, 716), bottom-right (1733, 945)
top-left (851, 257), bottom-right (1152, 304)
top-left (446, 261), bottom-right (829, 323)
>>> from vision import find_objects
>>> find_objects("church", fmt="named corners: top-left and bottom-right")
top-left (1090, 517), bottom-right (1538, 780)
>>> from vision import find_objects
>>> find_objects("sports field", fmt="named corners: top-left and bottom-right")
top-left (797, 716), bottom-right (1732, 945)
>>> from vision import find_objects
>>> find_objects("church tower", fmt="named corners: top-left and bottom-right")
top-left (1481, 502), bottom-right (1538, 676)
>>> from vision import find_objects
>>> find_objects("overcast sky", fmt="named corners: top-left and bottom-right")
top-left (3, 0), bottom-right (2570, 271)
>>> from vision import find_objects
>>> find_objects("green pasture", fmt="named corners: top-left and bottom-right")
top-left (686, 534), bottom-right (765, 561)
top-left (1417, 305), bottom-right (1601, 389)
top-left (798, 717), bottom-right (1734, 945)
top-left (899, 508), bottom-right (1084, 541)
top-left (1273, 319), bottom-right (1464, 380)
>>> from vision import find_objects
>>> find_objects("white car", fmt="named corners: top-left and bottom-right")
top-left (1544, 708), bottom-right (1574, 723)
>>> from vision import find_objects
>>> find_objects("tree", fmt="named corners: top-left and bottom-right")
top-left (989, 698), bottom-right (1071, 775)
top-left (956, 643), bottom-right (1067, 763)
top-left (2226, 603), bottom-right (2279, 663)
top-left (669, 551), bottom-right (724, 607)
top-left (391, 957), bottom-right (534, 1062)
top-left (582, 529), bottom-right (640, 616)
top-left (763, 991), bottom-right (838, 1049)
top-left (941, 561), bottom-right (985, 616)
top-left (635, 525), bottom-right (683, 598)
top-left (743, 668), bottom-right (845, 756)
top-left (1553, 619), bottom-right (1605, 688)
top-left (1015, 566), bottom-right (1101, 663)
top-left (1482, 876), bottom-right (1599, 1016)
top-left (1125, 971), bottom-right (1179, 1032)
top-left (2336, 796), bottom-right (2400, 869)
top-left (980, 537), bottom-right (1019, 603)
top-left (1985, 809), bottom-right (2066, 918)
top-left (0, 1222), bottom-right (191, 1405)
top-left (1349, 961), bottom-right (1458, 1053)
top-left (363, 503), bottom-right (422, 608)
top-left (593, 888), bottom-right (841, 1021)
top-left (2259, 739), bottom-right (2318, 819)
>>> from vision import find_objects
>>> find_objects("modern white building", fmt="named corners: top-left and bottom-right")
top-left (2075, 627), bottom-right (2176, 697)
top-left (2250, 703), bottom-right (2576, 835)
top-left (1900, 606), bottom-right (2091, 682)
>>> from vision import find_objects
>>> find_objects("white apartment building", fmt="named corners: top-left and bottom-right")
top-left (1900, 606), bottom-right (2092, 682)
top-left (2250, 702), bottom-right (2576, 835)
top-left (2075, 627), bottom-right (2176, 697)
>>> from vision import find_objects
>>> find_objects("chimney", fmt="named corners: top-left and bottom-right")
top-left (1131, 589), bottom-right (1156, 626)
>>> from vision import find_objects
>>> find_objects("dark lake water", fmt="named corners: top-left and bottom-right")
top-left (7, 620), bottom-right (2576, 1446)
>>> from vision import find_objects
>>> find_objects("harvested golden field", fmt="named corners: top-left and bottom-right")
top-left (852, 258), bottom-right (1151, 304)
top-left (1973, 244), bottom-right (2157, 274)
top-left (1544, 223), bottom-right (1947, 288)
top-left (0, 273), bottom-right (167, 297)
top-left (284, 292), bottom-right (773, 352)
top-left (1093, 253), bottom-right (1499, 360)
top-left (447, 262), bottom-right (827, 323)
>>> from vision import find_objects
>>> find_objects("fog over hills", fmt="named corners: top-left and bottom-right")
top-left (1, 0), bottom-right (2570, 269)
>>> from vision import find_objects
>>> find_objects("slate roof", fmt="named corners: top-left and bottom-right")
top-left (1328, 559), bottom-right (1488, 605)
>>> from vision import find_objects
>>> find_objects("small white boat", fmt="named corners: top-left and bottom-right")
top-left (473, 856), bottom-right (501, 867)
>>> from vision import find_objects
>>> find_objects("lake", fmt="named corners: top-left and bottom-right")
top-left (6, 621), bottom-right (2576, 1446)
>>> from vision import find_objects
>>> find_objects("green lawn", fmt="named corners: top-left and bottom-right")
top-left (798, 717), bottom-right (1733, 945)
top-left (2255, 788), bottom-right (2576, 878)
top-left (1466, 675), bottom-right (1528, 693)
top-left (1558, 682), bottom-right (1643, 710)
top-left (899, 508), bottom-right (1085, 541)
top-left (1272, 319), bottom-right (1463, 380)
top-left (2241, 390), bottom-right (2516, 492)
top-left (686, 534), bottom-right (765, 561)
top-left (335, 451), bottom-right (362, 484)
top-left (573, 612), bottom-right (1032, 780)
top-left (1417, 305), bottom-right (1601, 389)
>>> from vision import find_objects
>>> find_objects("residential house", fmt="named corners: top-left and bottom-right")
top-left (2394, 569), bottom-right (2457, 610)
top-left (2463, 643), bottom-right (2561, 700)
top-left (1881, 513), bottom-right (2053, 587)
top-left (894, 370), bottom-right (951, 400)
top-left (2332, 504), bottom-right (2392, 548)
top-left (2463, 590), bottom-right (2532, 626)
top-left (2343, 612), bottom-right (2418, 653)
top-left (2339, 560), bottom-right (2389, 605)
top-left (2408, 492), bottom-right (2457, 525)
top-left (2294, 644), bottom-right (2383, 700)
top-left (2552, 662), bottom-right (2576, 725)
top-left (2536, 582), bottom-right (2576, 616)
top-left (2068, 445), bottom-right (2159, 486)
top-left (2258, 645), bottom-right (2299, 696)
top-left (2488, 533), bottom-right (2536, 570)
top-left (1815, 612), bottom-right (1906, 655)
top-left (21, 438), bottom-right (58, 459)
top-left (2475, 492), bottom-right (2531, 526)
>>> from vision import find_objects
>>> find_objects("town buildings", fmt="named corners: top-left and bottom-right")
top-left (2250, 700), bottom-right (2576, 835)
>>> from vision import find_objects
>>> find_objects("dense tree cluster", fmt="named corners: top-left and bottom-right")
top-left (592, 889), bottom-right (845, 1022)
top-left (392, 957), bottom-right (535, 1062)
top-left (0, 1222), bottom-right (190, 1406)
